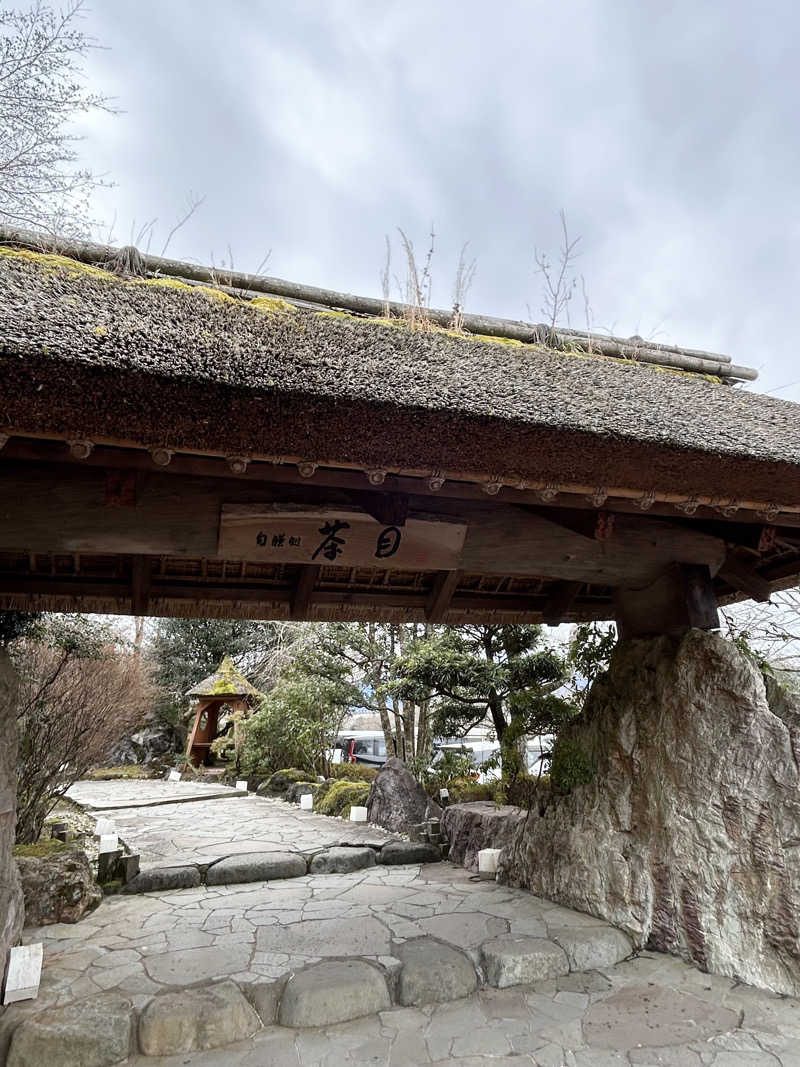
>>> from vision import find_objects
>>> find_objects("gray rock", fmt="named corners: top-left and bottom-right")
top-left (550, 926), bottom-right (632, 971)
top-left (240, 977), bottom-right (287, 1025)
top-left (379, 840), bottom-right (441, 865)
top-left (442, 802), bottom-right (527, 871)
top-left (0, 649), bottom-right (23, 967)
top-left (108, 724), bottom-right (175, 765)
top-left (284, 782), bottom-right (318, 804)
top-left (122, 864), bottom-right (200, 894)
top-left (138, 980), bottom-right (260, 1056)
top-left (366, 757), bottom-right (442, 834)
top-left (498, 630), bottom-right (800, 996)
top-left (278, 959), bottom-right (391, 1028)
top-left (309, 846), bottom-right (376, 874)
top-left (205, 851), bottom-right (307, 885)
top-left (16, 847), bottom-right (102, 926)
top-left (395, 937), bottom-right (478, 1006)
top-left (7, 995), bottom-right (132, 1067)
top-left (480, 936), bottom-right (569, 987)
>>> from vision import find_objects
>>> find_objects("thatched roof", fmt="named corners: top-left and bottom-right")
top-left (185, 655), bottom-right (261, 699)
top-left (1, 234), bottom-right (798, 507)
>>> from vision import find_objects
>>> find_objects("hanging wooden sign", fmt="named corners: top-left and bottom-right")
top-left (219, 504), bottom-right (467, 569)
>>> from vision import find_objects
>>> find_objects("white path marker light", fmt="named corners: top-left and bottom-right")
top-left (300, 793), bottom-right (313, 811)
top-left (168, 769), bottom-right (182, 783)
top-left (2, 944), bottom-right (43, 1004)
top-left (235, 780), bottom-right (248, 792)
top-left (478, 848), bottom-right (501, 881)
top-left (349, 806), bottom-right (368, 823)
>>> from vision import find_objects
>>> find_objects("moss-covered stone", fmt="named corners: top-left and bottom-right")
top-left (13, 839), bottom-right (67, 859)
top-left (315, 779), bottom-right (370, 818)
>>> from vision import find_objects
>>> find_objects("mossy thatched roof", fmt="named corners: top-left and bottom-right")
top-left (186, 655), bottom-right (261, 698)
top-left (1, 242), bottom-right (799, 504)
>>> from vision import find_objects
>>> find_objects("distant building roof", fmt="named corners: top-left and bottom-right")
top-left (186, 655), bottom-right (262, 699)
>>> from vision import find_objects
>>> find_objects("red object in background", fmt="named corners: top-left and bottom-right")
top-left (348, 739), bottom-right (356, 763)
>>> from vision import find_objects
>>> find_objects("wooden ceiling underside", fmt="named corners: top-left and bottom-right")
top-left (1, 435), bottom-right (799, 625)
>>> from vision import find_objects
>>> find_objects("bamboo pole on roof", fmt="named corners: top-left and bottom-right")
top-left (0, 225), bottom-right (757, 382)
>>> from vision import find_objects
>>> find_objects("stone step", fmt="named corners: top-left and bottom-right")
top-left (2, 925), bottom-right (633, 1063)
top-left (120, 842), bottom-right (446, 894)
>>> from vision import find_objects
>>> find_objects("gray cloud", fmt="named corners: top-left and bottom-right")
top-left (73, 0), bottom-right (800, 399)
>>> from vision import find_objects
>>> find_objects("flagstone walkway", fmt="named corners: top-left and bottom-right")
top-left (66, 780), bottom-right (394, 869)
top-left (4, 863), bottom-right (799, 1065)
top-left (4, 781), bottom-right (798, 1064)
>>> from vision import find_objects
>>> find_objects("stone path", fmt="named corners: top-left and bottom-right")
top-left (123, 954), bottom-right (800, 1066)
top-left (4, 862), bottom-right (800, 1064)
top-left (66, 780), bottom-right (394, 869)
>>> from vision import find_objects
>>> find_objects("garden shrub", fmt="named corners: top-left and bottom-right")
top-left (330, 763), bottom-right (379, 782)
top-left (549, 737), bottom-right (594, 794)
top-left (263, 768), bottom-right (316, 794)
top-left (444, 777), bottom-right (497, 804)
top-left (315, 780), bottom-right (370, 818)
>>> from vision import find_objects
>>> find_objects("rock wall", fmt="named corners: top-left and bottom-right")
top-left (0, 648), bottom-right (24, 980)
top-left (443, 802), bottom-right (525, 870)
top-left (498, 629), bottom-right (800, 997)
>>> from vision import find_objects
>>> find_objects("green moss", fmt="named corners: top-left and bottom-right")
top-left (550, 737), bottom-right (594, 795)
top-left (0, 245), bottom-right (119, 281)
top-left (92, 325), bottom-right (108, 337)
top-left (13, 839), bottom-right (67, 858)
top-left (143, 276), bottom-right (193, 292)
top-left (468, 332), bottom-right (524, 347)
top-left (329, 763), bottom-right (378, 782)
top-left (250, 296), bottom-right (297, 314)
top-left (87, 765), bottom-right (154, 780)
top-left (315, 779), bottom-right (370, 818)
top-left (102, 879), bottom-right (124, 895)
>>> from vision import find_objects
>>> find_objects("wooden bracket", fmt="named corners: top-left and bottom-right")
top-left (542, 580), bottom-right (582, 625)
top-left (290, 564), bottom-right (320, 620)
top-left (425, 570), bottom-right (461, 623)
top-left (615, 563), bottom-right (720, 638)
top-left (130, 555), bottom-right (151, 616)
top-left (718, 552), bottom-right (772, 603)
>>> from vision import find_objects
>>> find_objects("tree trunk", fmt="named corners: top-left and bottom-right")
top-left (0, 647), bottom-right (25, 964)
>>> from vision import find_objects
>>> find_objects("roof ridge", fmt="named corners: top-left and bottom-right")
top-left (0, 226), bottom-right (757, 382)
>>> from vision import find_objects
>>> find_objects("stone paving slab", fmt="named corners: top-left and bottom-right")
top-left (66, 780), bottom-right (395, 870)
top-left (119, 954), bottom-right (800, 1065)
top-left (66, 780), bottom-right (248, 809)
top-left (4, 863), bottom-right (800, 1063)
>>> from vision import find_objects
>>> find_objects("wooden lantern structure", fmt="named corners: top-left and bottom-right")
top-left (185, 655), bottom-right (261, 767)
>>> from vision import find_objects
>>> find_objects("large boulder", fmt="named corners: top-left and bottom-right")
top-left (108, 724), bottom-right (175, 765)
top-left (442, 801), bottom-right (526, 871)
top-left (366, 757), bottom-right (441, 834)
top-left (16, 847), bottom-right (102, 926)
top-left (497, 630), bottom-right (800, 997)
top-left (0, 649), bottom-right (24, 966)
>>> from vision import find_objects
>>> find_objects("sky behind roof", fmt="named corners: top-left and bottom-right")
top-left (71, 1), bottom-right (800, 400)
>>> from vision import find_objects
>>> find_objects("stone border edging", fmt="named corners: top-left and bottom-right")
top-left (120, 840), bottom-right (444, 894)
top-left (3, 927), bottom-right (634, 1063)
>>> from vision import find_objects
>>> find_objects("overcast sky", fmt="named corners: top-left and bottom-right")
top-left (70, 1), bottom-right (800, 400)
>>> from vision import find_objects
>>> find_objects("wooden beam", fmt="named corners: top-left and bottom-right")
top-left (130, 555), bottom-right (151, 615)
top-left (290, 565), bottom-right (320, 620)
top-left (6, 434), bottom-right (800, 527)
top-left (425, 570), bottom-right (461, 622)
top-left (718, 553), bottom-right (772, 603)
top-left (542, 580), bottom-right (582, 625)
top-left (0, 461), bottom-right (729, 586)
top-left (615, 563), bottom-right (719, 638)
